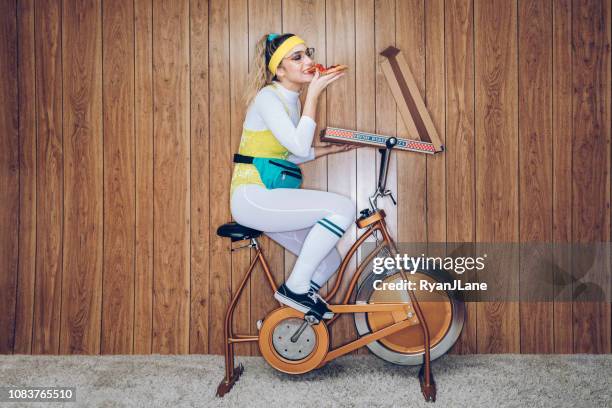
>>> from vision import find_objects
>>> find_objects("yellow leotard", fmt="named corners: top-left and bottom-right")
top-left (230, 84), bottom-right (294, 197)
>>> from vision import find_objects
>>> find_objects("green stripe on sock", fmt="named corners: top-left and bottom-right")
top-left (317, 220), bottom-right (343, 238)
top-left (310, 280), bottom-right (321, 290)
top-left (319, 218), bottom-right (345, 236)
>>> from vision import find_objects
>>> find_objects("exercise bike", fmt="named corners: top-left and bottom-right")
top-left (215, 138), bottom-right (465, 402)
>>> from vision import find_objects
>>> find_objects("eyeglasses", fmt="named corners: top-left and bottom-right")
top-left (284, 47), bottom-right (315, 63)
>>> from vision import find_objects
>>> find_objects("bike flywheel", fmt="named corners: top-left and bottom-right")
top-left (258, 307), bottom-right (329, 374)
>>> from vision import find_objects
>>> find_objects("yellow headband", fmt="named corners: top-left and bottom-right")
top-left (268, 35), bottom-right (306, 75)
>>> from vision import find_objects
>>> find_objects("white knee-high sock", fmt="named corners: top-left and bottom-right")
top-left (285, 214), bottom-right (351, 293)
top-left (310, 249), bottom-right (342, 289)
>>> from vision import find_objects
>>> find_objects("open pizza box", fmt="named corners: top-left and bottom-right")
top-left (321, 46), bottom-right (444, 155)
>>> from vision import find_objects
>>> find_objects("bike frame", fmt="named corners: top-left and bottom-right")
top-left (218, 208), bottom-right (434, 398)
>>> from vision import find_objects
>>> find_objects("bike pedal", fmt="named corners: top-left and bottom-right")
top-left (304, 313), bottom-right (321, 325)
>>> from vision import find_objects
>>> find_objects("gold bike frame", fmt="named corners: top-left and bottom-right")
top-left (217, 209), bottom-right (433, 397)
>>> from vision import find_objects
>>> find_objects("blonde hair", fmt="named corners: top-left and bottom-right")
top-left (244, 35), bottom-right (273, 108)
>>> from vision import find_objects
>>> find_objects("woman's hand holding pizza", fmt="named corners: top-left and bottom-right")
top-left (305, 67), bottom-right (347, 99)
top-left (301, 64), bottom-right (348, 125)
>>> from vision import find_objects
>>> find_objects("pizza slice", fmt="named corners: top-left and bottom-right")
top-left (304, 64), bottom-right (349, 75)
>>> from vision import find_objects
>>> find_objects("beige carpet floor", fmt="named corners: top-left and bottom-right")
top-left (1, 354), bottom-right (610, 407)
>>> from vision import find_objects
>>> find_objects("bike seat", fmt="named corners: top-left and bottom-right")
top-left (216, 222), bottom-right (262, 242)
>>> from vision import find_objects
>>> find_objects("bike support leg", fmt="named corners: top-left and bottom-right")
top-left (216, 239), bottom-right (270, 397)
top-left (399, 270), bottom-right (436, 402)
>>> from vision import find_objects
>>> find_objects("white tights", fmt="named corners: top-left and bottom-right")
top-left (230, 184), bottom-right (355, 293)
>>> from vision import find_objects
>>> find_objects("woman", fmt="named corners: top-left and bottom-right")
top-left (230, 33), bottom-right (357, 321)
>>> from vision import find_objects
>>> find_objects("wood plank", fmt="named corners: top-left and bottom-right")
top-left (229, 0), bottom-right (250, 356)
top-left (101, 0), bottom-right (135, 355)
top-left (246, 0), bottom-right (283, 356)
top-left (134, 0), bottom-right (154, 355)
top-left (282, 0), bottom-right (328, 292)
top-left (190, 0), bottom-right (211, 355)
top-left (551, 0), bottom-right (574, 355)
top-left (326, 0), bottom-right (357, 350)
top-left (0, 0), bottom-right (19, 354)
top-left (151, 0), bottom-right (190, 354)
top-left (424, 0), bottom-right (449, 355)
top-left (396, 0), bottom-right (425, 244)
top-left (32, 0), bottom-right (63, 355)
top-left (374, 0), bottom-right (399, 356)
top-left (475, 0), bottom-right (520, 353)
top-left (60, 0), bottom-right (104, 354)
top-left (445, 0), bottom-right (477, 355)
top-left (425, 0), bottom-right (446, 246)
top-left (355, 0), bottom-right (376, 355)
top-left (208, 0), bottom-right (233, 355)
top-left (518, 0), bottom-right (553, 354)
top-left (571, 0), bottom-right (611, 354)
top-left (375, 0), bottom-right (396, 242)
top-left (14, 0), bottom-right (37, 354)
top-left (355, 0), bottom-right (377, 226)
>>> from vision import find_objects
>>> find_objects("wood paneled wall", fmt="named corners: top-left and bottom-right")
top-left (1, 0), bottom-right (610, 355)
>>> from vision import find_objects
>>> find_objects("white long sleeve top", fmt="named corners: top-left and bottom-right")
top-left (244, 81), bottom-right (316, 164)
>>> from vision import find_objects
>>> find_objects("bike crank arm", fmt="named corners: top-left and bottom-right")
top-left (290, 315), bottom-right (320, 343)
